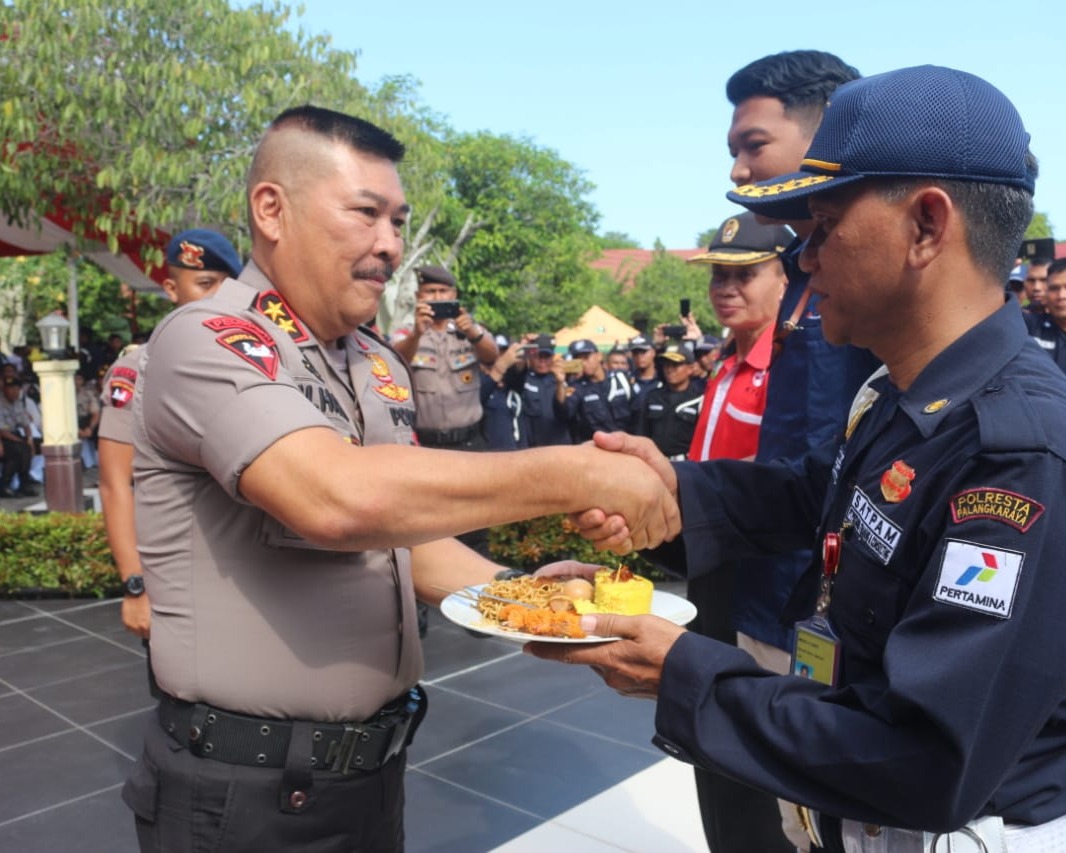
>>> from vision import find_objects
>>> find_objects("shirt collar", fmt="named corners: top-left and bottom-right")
top-left (743, 323), bottom-right (775, 370)
top-left (872, 300), bottom-right (1029, 438)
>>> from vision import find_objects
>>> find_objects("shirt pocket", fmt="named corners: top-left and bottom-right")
top-left (830, 537), bottom-right (910, 673)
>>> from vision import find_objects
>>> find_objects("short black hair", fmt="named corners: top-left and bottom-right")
top-left (876, 151), bottom-right (1038, 284)
top-left (1028, 256), bottom-right (1054, 269)
top-left (269, 105), bottom-right (405, 163)
top-left (1047, 258), bottom-right (1066, 278)
top-left (727, 50), bottom-right (860, 129)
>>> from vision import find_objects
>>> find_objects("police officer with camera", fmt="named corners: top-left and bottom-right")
top-left (392, 264), bottom-right (498, 451)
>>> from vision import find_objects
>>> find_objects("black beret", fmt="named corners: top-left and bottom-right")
top-left (415, 264), bottom-right (457, 289)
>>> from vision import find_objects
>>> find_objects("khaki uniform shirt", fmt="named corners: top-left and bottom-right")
top-left (402, 327), bottom-right (482, 431)
top-left (98, 346), bottom-right (143, 445)
top-left (0, 395), bottom-right (32, 434)
top-left (133, 261), bottom-right (422, 720)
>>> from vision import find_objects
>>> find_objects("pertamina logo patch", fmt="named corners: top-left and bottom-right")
top-left (203, 316), bottom-right (279, 379)
top-left (950, 488), bottom-right (1044, 533)
top-left (934, 539), bottom-right (1023, 619)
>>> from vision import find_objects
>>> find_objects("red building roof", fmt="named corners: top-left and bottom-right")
top-left (590, 248), bottom-right (704, 287)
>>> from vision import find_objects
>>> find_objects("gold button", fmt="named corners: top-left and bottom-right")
top-left (864, 824), bottom-right (882, 837)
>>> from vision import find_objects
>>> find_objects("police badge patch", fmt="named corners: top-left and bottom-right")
top-left (203, 316), bottom-right (279, 379)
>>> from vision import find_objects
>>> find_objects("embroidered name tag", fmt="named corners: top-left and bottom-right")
top-left (950, 488), bottom-right (1043, 533)
top-left (844, 487), bottom-right (902, 564)
top-left (934, 539), bottom-right (1023, 619)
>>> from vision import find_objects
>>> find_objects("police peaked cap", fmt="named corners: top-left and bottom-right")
top-left (416, 264), bottom-right (458, 290)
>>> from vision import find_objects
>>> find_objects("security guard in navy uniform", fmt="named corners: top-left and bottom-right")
top-left (520, 334), bottom-right (572, 447)
top-left (634, 341), bottom-right (705, 460)
top-left (530, 66), bottom-right (1066, 852)
top-left (555, 339), bottom-right (634, 443)
top-left (1023, 257), bottom-right (1066, 374)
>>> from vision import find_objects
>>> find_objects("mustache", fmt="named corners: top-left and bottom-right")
top-left (353, 264), bottom-right (394, 280)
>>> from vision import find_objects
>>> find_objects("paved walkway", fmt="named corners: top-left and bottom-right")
top-left (0, 583), bottom-right (707, 851)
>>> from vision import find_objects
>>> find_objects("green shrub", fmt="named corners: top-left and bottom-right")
top-left (0, 510), bottom-right (663, 598)
top-left (489, 514), bottom-right (663, 580)
top-left (0, 512), bottom-right (118, 597)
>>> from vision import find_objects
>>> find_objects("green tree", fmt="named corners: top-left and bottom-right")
top-left (598, 231), bottom-right (642, 249)
top-left (0, 252), bottom-right (171, 354)
top-left (620, 242), bottom-right (718, 336)
top-left (1025, 211), bottom-right (1055, 240)
top-left (425, 131), bottom-right (603, 336)
top-left (0, 0), bottom-right (438, 268)
top-left (694, 227), bottom-right (718, 249)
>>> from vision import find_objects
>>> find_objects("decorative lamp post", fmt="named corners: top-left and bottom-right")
top-left (32, 314), bottom-right (84, 513)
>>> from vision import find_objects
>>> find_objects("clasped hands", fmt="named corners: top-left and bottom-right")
top-left (577, 431), bottom-right (680, 555)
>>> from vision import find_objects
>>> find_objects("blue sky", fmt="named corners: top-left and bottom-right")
top-left (289, 0), bottom-right (1064, 250)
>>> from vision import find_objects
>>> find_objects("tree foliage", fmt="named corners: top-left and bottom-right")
top-left (0, 0), bottom-right (436, 266)
top-left (618, 243), bottom-right (720, 337)
top-left (1025, 211), bottom-right (1054, 240)
top-left (423, 132), bottom-right (603, 336)
top-left (598, 231), bottom-right (642, 249)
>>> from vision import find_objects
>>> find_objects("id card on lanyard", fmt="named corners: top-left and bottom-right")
top-left (791, 530), bottom-right (843, 686)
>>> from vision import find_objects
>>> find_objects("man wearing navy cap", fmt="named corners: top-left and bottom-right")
top-left (533, 66), bottom-right (1066, 851)
top-left (98, 228), bottom-right (242, 640)
top-left (554, 339), bottom-right (634, 442)
top-left (627, 334), bottom-right (659, 408)
top-left (634, 341), bottom-right (704, 460)
top-left (518, 333), bottom-right (572, 447)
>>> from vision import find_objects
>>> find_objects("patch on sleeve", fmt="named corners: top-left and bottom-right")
top-left (933, 539), bottom-right (1023, 619)
top-left (202, 316), bottom-right (279, 380)
top-left (108, 365), bottom-right (139, 408)
top-left (949, 488), bottom-right (1044, 533)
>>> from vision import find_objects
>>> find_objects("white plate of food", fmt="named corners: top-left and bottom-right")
top-left (440, 574), bottom-right (697, 644)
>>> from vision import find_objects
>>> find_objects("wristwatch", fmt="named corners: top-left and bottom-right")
top-left (468, 325), bottom-right (485, 343)
top-left (123, 574), bottom-right (145, 597)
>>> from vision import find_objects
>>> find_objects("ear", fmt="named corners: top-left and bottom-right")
top-left (161, 277), bottom-right (179, 305)
top-left (907, 186), bottom-right (952, 270)
top-left (249, 182), bottom-right (284, 244)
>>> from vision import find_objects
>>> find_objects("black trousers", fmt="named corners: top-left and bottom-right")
top-left (124, 718), bottom-right (407, 853)
top-left (687, 568), bottom-right (795, 853)
top-left (1, 437), bottom-right (31, 488)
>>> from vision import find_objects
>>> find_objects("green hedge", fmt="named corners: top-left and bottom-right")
top-left (489, 514), bottom-right (662, 580)
top-left (0, 511), bottom-right (661, 598)
top-left (0, 512), bottom-right (118, 598)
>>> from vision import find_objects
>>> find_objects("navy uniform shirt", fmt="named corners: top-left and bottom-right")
top-left (635, 379), bottom-right (705, 459)
top-left (563, 370), bottom-right (633, 442)
top-left (520, 370), bottom-right (572, 447)
top-left (735, 243), bottom-right (882, 651)
top-left (1023, 310), bottom-right (1066, 374)
top-left (653, 303), bottom-right (1066, 836)
top-left (479, 368), bottom-right (529, 450)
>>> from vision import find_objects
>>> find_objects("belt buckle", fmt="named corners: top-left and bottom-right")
top-left (327, 724), bottom-right (370, 775)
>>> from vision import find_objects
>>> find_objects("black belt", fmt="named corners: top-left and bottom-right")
top-left (157, 686), bottom-right (425, 775)
top-left (417, 424), bottom-right (479, 446)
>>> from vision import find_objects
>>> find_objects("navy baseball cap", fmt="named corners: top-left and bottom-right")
top-left (688, 212), bottom-right (793, 266)
top-left (694, 333), bottom-right (722, 353)
top-left (628, 335), bottom-right (652, 352)
top-left (568, 339), bottom-right (598, 357)
top-left (532, 334), bottom-right (555, 355)
top-left (166, 229), bottom-right (242, 277)
top-left (728, 65), bottom-right (1036, 221)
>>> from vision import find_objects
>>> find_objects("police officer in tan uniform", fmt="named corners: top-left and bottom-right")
top-left (121, 106), bottom-right (680, 853)
top-left (391, 264), bottom-right (498, 450)
top-left (98, 228), bottom-right (242, 640)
